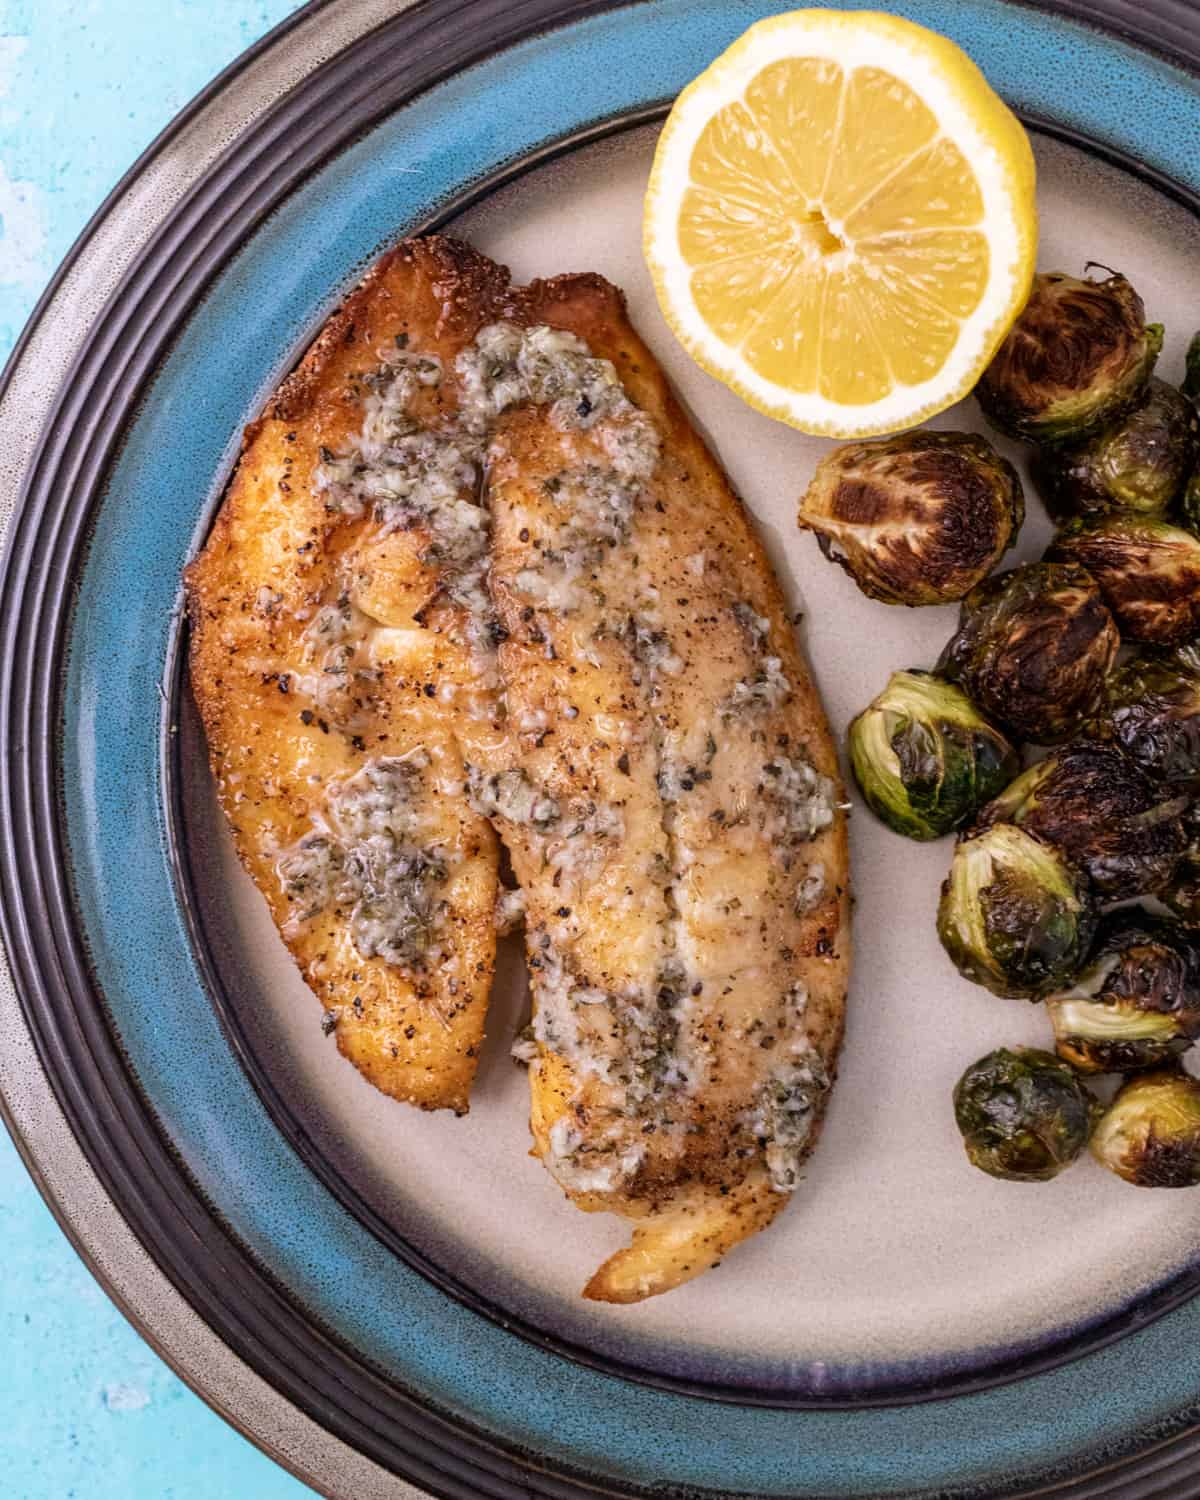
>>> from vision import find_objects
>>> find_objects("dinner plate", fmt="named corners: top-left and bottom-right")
top-left (6, 1), bottom-right (1200, 1495)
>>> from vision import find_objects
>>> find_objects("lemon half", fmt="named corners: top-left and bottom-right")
top-left (644, 9), bottom-right (1037, 436)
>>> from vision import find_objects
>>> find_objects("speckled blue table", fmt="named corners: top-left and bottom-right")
top-left (1, 6), bottom-right (319, 1493)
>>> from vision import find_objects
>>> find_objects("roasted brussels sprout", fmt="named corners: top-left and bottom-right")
top-left (797, 432), bottom-right (1024, 606)
top-left (1181, 330), bottom-right (1200, 521)
top-left (976, 270), bottom-right (1162, 444)
top-left (1046, 908), bottom-right (1200, 1074)
top-left (1091, 1067), bottom-right (1200, 1187)
top-left (972, 742), bottom-right (1187, 900)
top-left (1032, 379), bottom-right (1198, 520)
top-left (1047, 516), bottom-right (1200, 646)
top-left (936, 562), bottom-right (1119, 743)
top-left (1181, 468), bottom-right (1200, 533)
top-left (938, 823), bottom-right (1097, 998)
top-left (1183, 330), bottom-right (1200, 403)
top-left (953, 1047), bottom-right (1100, 1181)
top-left (1164, 853), bottom-right (1200, 923)
top-left (848, 671), bottom-right (1019, 840)
top-left (1090, 644), bottom-right (1200, 785)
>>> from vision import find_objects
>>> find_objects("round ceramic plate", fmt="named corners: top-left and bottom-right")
top-left (7, 1), bottom-right (1200, 1496)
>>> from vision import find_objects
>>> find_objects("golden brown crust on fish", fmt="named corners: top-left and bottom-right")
top-left (477, 261), bottom-right (850, 1298)
top-left (185, 239), bottom-right (515, 1113)
top-left (185, 235), bottom-right (850, 1291)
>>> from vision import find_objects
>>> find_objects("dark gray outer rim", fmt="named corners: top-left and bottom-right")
top-left (5, 1), bottom-right (1200, 1497)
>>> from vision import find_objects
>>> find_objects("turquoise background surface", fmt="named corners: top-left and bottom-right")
top-left (0, 7), bottom-right (315, 1494)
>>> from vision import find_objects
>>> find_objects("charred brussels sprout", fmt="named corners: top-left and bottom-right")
top-left (1091, 1068), bottom-right (1200, 1187)
top-left (937, 562), bottom-right (1119, 743)
top-left (953, 1047), bottom-right (1100, 1181)
top-left (1047, 908), bottom-right (1200, 1074)
top-left (1091, 644), bottom-right (1200, 785)
top-left (972, 741), bottom-right (1187, 900)
top-left (1047, 516), bottom-right (1200, 646)
top-left (848, 672), bottom-right (1019, 840)
top-left (1164, 854), bottom-right (1200, 923)
top-left (797, 432), bottom-right (1024, 606)
top-left (1032, 379), bottom-right (1198, 520)
top-left (938, 823), bottom-right (1097, 998)
top-left (976, 271), bottom-right (1162, 444)
top-left (1182, 468), bottom-right (1200, 534)
top-left (1182, 331), bottom-right (1200, 523)
top-left (1183, 331), bottom-right (1200, 403)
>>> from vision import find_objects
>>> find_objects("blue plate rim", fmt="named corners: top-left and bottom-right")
top-left (163, 91), bottom-right (1200, 1413)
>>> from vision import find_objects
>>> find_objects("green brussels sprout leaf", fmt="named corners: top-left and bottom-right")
top-left (977, 271), bottom-right (1161, 444)
top-left (1091, 1068), bottom-right (1200, 1187)
top-left (849, 670), bottom-right (1019, 840)
top-left (1046, 907), bottom-right (1200, 1073)
top-left (1033, 378), bottom-right (1198, 520)
top-left (797, 431), bottom-right (1024, 606)
top-left (1183, 331), bottom-right (1200, 404)
top-left (937, 562), bottom-right (1119, 744)
top-left (1090, 644), bottom-right (1200, 785)
top-left (1181, 468), bottom-right (1200, 534)
top-left (1047, 515), bottom-right (1200, 646)
top-left (953, 1046), bottom-right (1100, 1181)
top-left (938, 823), bottom-right (1097, 998)
top-left (973, 741), bottom-right (1187, 900)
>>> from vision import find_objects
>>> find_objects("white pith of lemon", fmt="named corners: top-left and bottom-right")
top-left (643, 9), bottom-right (1038, 437)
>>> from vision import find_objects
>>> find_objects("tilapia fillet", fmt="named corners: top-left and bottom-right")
top-left (186, 235), bottom-right (850, 1301)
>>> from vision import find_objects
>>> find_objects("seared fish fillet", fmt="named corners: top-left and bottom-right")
top-left (186, 239), bottom-right (511, 1112)
top-left (479, 276), bottom-right (850, 1302)
top-left (186, 235), bottom-right (850, 1295)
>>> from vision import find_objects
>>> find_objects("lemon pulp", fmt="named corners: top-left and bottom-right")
top-left (645, 11), bottom-right (1037, 436)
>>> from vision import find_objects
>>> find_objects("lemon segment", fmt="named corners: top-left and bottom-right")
top-left (644, 9), bottom-right (1037, 436)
